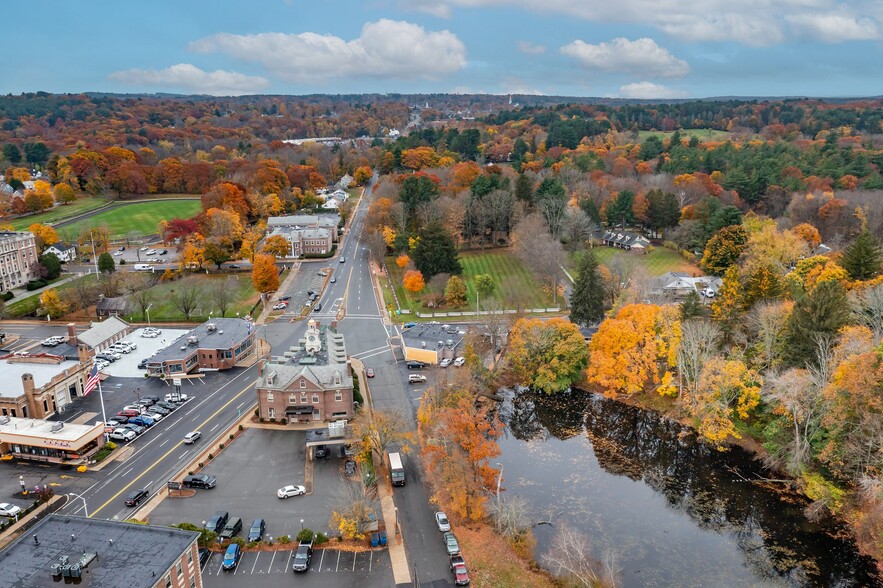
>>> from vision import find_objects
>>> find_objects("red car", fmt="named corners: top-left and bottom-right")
top-left (365, 367), bottom-right (375, 378)
top-left (450, 556), bottom-right (470, 585)
top-left (117, 410), bottom-right (141, 417)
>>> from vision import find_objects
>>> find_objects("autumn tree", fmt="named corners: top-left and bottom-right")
top-left (403, 269), bottom-right (425, 293)
top-left (204, 207), bottom-right (244, 242)
top-left (203, 240), bottom-right (232, 269)
top-left (171, 277), bottom-right (203, 320)
top-left (569, 250), bottom-right (606, 326)
top-left (201, 181), bottom-right (251, 223)
top-left (785, 280), bottom-right (850, 367)
top-left (507, 317), bottom-right (588, 393)
top-left (395, 254), bottom-right (410, 269)
top-left (792, 223), bottom-right (822, 249)
top-left (743, 263), bottom-right (783, 307)
top-left (748, 300), bottom-right (792, 370)
top-left (352, 409), bottom-right (410, 459)
top-left (444, 275), bottom-right (467, 306)
top-left (331, 480), bottom-right (381, 541)
top-left (28, 223), bottom-right (58, 252)
top-left (688, 357), bottom-right (762, 448)
top-left (179, 235), bottom-right (206, 270)
top-left (353, 166), bottom-right (373, 186)
top-left (412, 221), bottom-right (461, 279)
top-left (251, 253), bottom-right (279, 293)
top-left (53, 182), bottom-right (76, 205)
top-left (262, 235), bottom-right (291, 258)
top-left (700, 225), bottom-right (748, 276)
top-left (40, 289), bottom-right (68, 318)
top-left (841, 230), bottom-right (882, 281)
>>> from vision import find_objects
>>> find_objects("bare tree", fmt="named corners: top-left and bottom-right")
top-left (97, 273), bottom-right (123, 298)
top-left (763, 367), bottom-right (825, 475)
top-left (365, 230), bottom-right (387, 265)
top-left (748, 301), bottom-right (791, 370)
top-left (489, 494), bottom-right (531, 538)
top-left (539, 195), bottom-right (568, 240)
top-left (171, 277), bottom-right (203, 320)
top-left (126, 272), bottom-right (157, 320)
top-left (330, 479), bottom-right (381, 539)
top-left (478, 297), bottom-right (510, 360)
top-left (542, 523), bottom-right (619, 588)
top-left (604, 255), bottom-right (636, 305)
top-left (677, 320), bottom-right (721, 400)
top-left (351, 409), bottom-right (411, 459)
top-left (561, 207), bottom-right (597, 251)
top-left (512, 213), bottom-right (566, 306)
top-left (851, 282), bottom-right (883, 338)
top-left (209, 276), bottom-right (236, 317)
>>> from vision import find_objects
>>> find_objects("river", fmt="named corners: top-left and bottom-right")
top-left (497, 388), bottom-right (882, 587)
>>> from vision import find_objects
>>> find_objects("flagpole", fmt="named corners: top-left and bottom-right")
top-left (97, 375), bottom-right (108, 441)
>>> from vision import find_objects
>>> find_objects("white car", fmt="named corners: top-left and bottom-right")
top-left (277, 485), bottom-right (306, 498)
top-left (140, 331), bottom-right (159, 338)
top-left (110, 428), bottom-right (136, 442)
top-left (702, 288), bottom-right (716, 298)
top-left (113, 251), bottom-right (123, 256)
top-left (183, 431), bottom-right (201, 444)
top-left (139, 246), bottom-right (148, 252)
top-left (145, 249), bottom-right (157, 255)
top-left (123, 405), bottom-right (144, 412)
top-left (439, 358), bottom-right (452, 368)
top-left (435, 511), bottom-right (451, 532)
top-left (165, 393), bottom-right (188, 402)
top-left (453, 357), bottom-right (466, 367)
top-left (141, 412), bottom-right (163, 421)
top-left (0, 503), bottom-right (22, 517)
top-left (50, 335), bottom-right (66, 343)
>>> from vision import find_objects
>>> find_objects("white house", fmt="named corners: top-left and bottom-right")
top-left (44, 242), bottom-right (77, 263)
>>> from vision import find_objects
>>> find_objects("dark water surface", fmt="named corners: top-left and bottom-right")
top-left (497, 388), bottom-right (882, 587)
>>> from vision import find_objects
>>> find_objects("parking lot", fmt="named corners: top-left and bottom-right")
top-left (274, 266), bottom-right (336, 317)
top-left (99, 327), bottom-right (189, 378)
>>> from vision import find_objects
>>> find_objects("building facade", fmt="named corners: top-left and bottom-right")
top-left (256, 320), bottom-right (353, 423)
top-left (0, 346), bottom-right (91, 420)
top-left (0, 515), bottom-right (203, 588)
top-left (0, 231), bottom-right (38, 292)
top-left (146, 318), bottom-right (255, 377)
top-left (72, 317), bottom-right (131, 353)
top-left (0, 416), bottom-right (104, 463)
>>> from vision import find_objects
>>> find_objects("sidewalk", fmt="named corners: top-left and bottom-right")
top-left (255, 266), bottom-right (300, 325)
top-left (9, 272), bottom-right (90, 309)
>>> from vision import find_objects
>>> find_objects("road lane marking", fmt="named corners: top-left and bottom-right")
top-left (179, 451), bottom-right (189, 459)
top-left (158, 439), bottom-right (169, 448)
top-left (89, 380), bottom-right (256, 518)
top-left (209, 423), bottom-right (219, 432)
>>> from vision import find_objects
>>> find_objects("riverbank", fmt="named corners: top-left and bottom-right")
top-left (577, 379), bottom-right (883, 577)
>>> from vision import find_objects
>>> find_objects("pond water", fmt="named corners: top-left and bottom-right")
top-left (497, 388), bottom-right (882, 587)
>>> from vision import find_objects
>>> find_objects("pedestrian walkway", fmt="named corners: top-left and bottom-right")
top-left (9, 272), bottom-right (90, 310)
top-left (378, 474), bottom-right (411, 584)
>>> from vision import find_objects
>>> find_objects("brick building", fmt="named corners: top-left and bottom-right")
top-left (256, 319), bottom-right (353, 423)
top-left (0, 230), bottom-right (38, 292)
top-left (0, 515), bottom-right (203, 588)
top-left (0, 346), bottom-right (91, 420)
top-left (146, 318), bottom-right (255, 377)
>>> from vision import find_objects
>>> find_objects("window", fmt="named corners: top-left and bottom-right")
top-left (299, 379), bottom-right (306, 388)
top-left (289, 395), bottom-right (298, 403)
top-left (187, 550), bottom-right (193, 564)
top-left (301, 393), bottom-right (307, 403)
top-left (269, 407), bottom-right (276, 419)
top-left (190, 579), bottom-right (196, 588)
top-left (177, 562), bottom-right (183, 577)
top-left (312, 394), bottom-right (319, 404)
top-left (312, 409), bottom-right (320, 420)
top-left (266, 391), bottom-right (274, 402)
top-left (335, 391), bottom-right (343, 402)
top-left (165, 574), bottom-right (171, 588)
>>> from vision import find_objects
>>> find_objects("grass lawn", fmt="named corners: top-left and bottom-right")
top-left (571, 245), bottom-right (700, 277)
top-left (635, 129), bottom-right (734, 142)
top-left (6, 274), bottom-right (98, 317)
top-left (7, 197), bottom-right (110, 230)
top-left (122, 274), bottom-right (259, 323)
top-left (59, 200), bottom-right (201, 240)
top-left (385, 249), bottom-right (554, 314)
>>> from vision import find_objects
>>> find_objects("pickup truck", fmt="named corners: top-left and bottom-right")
top-left (218, 517), bottom-right (242, 540)
top-left (292, 539), bottom-right (313, 572)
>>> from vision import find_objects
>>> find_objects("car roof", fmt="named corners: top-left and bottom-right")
top-left (225, 544), bottom-right (239, 554)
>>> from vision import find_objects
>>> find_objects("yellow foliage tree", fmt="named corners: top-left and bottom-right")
top-left (382, 226), bottom-right (396, 248)
top-left (28, 223), bottom-right (59, 252)
top-left (53, 182), bottom-right (77, 204)
top-left (262, 235), bottom-right (290, 257)
top-left (179, 235), bottom-right (205, 270)
top-left (40, 289), bottom-right (68, 319)
top-left (508, 317), bottom-right (589, 393)
top-left (251, 253), bottom-right (279, 293)
top-left (689, 357), bottom-right (762, 448)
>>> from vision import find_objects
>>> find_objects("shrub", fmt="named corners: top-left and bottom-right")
top-left (280, 417), bottom-right (287, 425)
top-left (188, 471), bottom-right (194, 476)
top-left (254, 408), bottom-right (259, 417)
top-left (278, 535), bottom-right (291, 544)
top-left (198, 462), bottom-right (204, 468)
top-left (1, 291), bottom-right (13, 301)
top-left (119, 259), bottom-right (126, 265)
top-left (232, 537), bottom-right (246, 547)
top-left (218, 443), bottom-right (225, 450)
top-left (315, 532), bottom-right (329, 545)
top-left (269, 417), bottom-right (275, 423)
top-left (229, 434), bottom-right (234, 440)
top-left (246, 541), bottom-right (259, 549)
top-left (259, 417), bottom-right (265, 423)
top-left (296, 528), bottom-right (314, 542)
top-left (239, 424), bottom-right (244, 431)
top-left (207, 453), bottom-right (214, 460)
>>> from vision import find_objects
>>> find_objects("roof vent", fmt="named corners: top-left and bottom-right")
top-left (50, 422), bottom-right (64, 433)
top-left (187, 336), bottom-right (198, 346)
top-left (206, 323), bottom-right (217, 332)
top-left (0, 416), bottom-right (9, 425)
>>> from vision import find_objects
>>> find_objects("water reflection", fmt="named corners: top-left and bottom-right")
top-left (499, 389), bottom-right (882, 588)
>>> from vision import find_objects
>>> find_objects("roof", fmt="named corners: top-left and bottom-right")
top-left (401, 324), bottom-right (465, 350)
top-left (149, 318), bottom-right (252, 364)
top-left (267, 214), bottom-right (339, 229)
top-left (0, 514), bottom-right (199, 588)
top-left (258, 320), bottom-right (350, 391)
top-left (78, 317), bottom-right (130, 349)
top-left (96, 297), bottom-right (132, 314)
top-left (0, 356), bottom-right (82, 389)
top-left (47, 242), bottom-right (74, 251)
top-left (0, 416), bottom-right (102, 444)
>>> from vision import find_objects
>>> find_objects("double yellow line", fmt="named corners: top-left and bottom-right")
top-left (90, 381), bottom-right (256, 518)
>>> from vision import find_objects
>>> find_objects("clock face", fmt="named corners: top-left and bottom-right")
top-left (308, 335), bottom-right (316, 341)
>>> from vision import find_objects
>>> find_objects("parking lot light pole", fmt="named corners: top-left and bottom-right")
top-left (145, 304), bottom-right (153, 328)
top-left (300, 518), bottom-right (304, 532)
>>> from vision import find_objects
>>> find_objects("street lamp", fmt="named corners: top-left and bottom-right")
top-left (145, 303), bottom-right (153, 328)
top-left (67, 493), bottom-right (89, 518)
top-left (300, 518), bottom-right (304, 532)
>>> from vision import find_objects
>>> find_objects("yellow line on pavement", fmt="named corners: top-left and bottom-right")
top-left (90, 381), bottom-right (256, 519)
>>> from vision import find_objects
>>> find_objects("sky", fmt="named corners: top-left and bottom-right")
top-left (3, 0), bottom-right (883, 99)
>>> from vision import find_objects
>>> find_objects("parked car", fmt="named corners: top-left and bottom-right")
top-left (107, 416), bottom-right (129, 425)
top-left (146, 405), bottom-right (170, 415)
top-left (205, 511), bottom-right (228, 534)
top-left (128, 415), bottom-right (154, 427)
top-left (229, 264), bottom-right (241, 269)
top-left (96, 354), bottom-right (116, 363)
top-left (145, 249), bottom-right (157, 255)
top-left (123, 405), bottom-right (144, 412)
top-left (403, 322), bottom-right (417, 328)
top-left (124, 488), bottom-right (149, 507)
top-left (183, 474), bottom-right (216, 489)
top-left (443, 532), bottom-right (461, 556)
top-left (143, 394), bottom-right (160, 403)
top-left (439, 358), bottom-right (452, 368)
top-left (292, 539), bottom-right (313, 572)
top-left (344, 460), bottom-right (357, 477)
top-left (159, 249), bottom-right (168, 255)
top-left (183, 431), bottom-right (202, 444)
top-left (137, 359), bottom-right (149, 369)
top-left (314, 445), bottom-right (328, 459)
top-left (41, 338), bottom-right (59, 347)
top-left (140, 331), bottom-right (159, 338)
top-left (450, 555), bottom-right (470, 585)
top-left (248, 518), bottom-right (265, 542)
top-left (406, 360), bottom-right (426, 369)
top-left (110, 428), bottom-right (136, 442)
top-left (313, 303), bottom-right (322, 312)
top-left (117, 410), bottom-right (140, 418)
top-left (141, 411), bottom-right (163, 421)
top-left (222, 543), bottom-right (241, 571)
top-left (155, 401), bottom-right (177, 411)
top-left (408, 374), bottom-right (427, 384)
top-left (198, 548), bottom-right (210, 569)
top-left (165, 393), bottom-right (188, 403)
top-left (135, 398), bottom-right (154, 407)
top-left (453, 356), bottom-right (466, 367)
top-left (278, 295), bottom-right (291, 301)
top-left (277, 485), bottom-right (306, 498)
top-left (365, 367), bottom-right (375, 378)
top-left (139, 246), bottom-right (148, 252)
top-left (435, 511), bottom-right (451, 532)
top-left (122, 423), bottom-right (145, 436)
top-left (272, 302), bottom-right (288, 310)
top-left (218, 517), bottom-right (242, 540)
top-left (0, 503), bottom-right (22, 517)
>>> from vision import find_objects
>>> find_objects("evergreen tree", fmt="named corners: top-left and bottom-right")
top-left (606, 190), bottom-right (635, 227)
top-left (2, 143), bottom-right (22, 164)
top-left (38, 252), bottom-right (62, 280)
top-left (97, 252), bottom-right (115, 274)
top-left (514, 173), bottom-right (533, 203)
top-left (413, 222), bottom-right (461, 279)
top-left (680, 290), bottom-right (704, 320)
top-left (785, 280), bottom-right (850, 366)
top-left (646, 189), bottom-right (681, 234)
top-left (841, 230), bottom-right (882, 280)
top-left (569, 250), bottom-right (606, 326)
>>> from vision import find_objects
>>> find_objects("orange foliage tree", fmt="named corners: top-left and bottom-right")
top-left (28, 223), bottom-right (59, 252)
top-left (507, 317), bottom-right (588, 393)
top-left (395, 254), bottom-right (411, 269)
top-left (262, 235), bottom-right (291, 257)
top-left (403, 269), bottom-right (425, 293)
top-left (792, 223), bottom-right (822, 248)
top-left (251, 253), bottom-right (279, 293)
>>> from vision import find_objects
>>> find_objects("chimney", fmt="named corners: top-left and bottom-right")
top-left (22, 373), bottom-right (39, 418)
top-left (67, 323), bottom-right (78, 346)
top-left (77, 344), bottom-right (91, 365)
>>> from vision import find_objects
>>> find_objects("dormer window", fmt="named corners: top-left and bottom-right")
top-left (333, 371), bottom-right (342, 385)
top-left (300, 379), bottom-right (306, 388)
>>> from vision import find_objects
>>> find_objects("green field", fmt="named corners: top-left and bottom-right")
top-left (5, 274), bottom-right (96, 317)
top-left (384, 249), bottom-right (554, 314)
top-left (122, 274), bottom-right (259, 323)
top-left (59, 200), bottom-right (201, 240)
top-left (636, 129), bottom-right (734, 142)
top-left (570, 245), bottom-right (700, 277)
top-left (7, 197), bottom-right (111, 230)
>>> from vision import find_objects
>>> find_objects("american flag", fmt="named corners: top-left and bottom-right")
top-left (83, 364), bottom-right (101, 396)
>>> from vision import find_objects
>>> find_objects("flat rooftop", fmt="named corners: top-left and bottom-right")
top-left (149, 317), bottom-right (251, 364)
top-left (400, 324), bottom-right (466, 348)
top-left (0, 356), bottom-right (81, 389)
top-left (0, 416), bottom-right (102, 443)
top-left (0, 515), bottom-right (199, 588)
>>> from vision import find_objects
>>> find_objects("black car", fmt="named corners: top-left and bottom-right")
top-left (96, 354), bottom-right (116, 363)
top-left (108, 416), bottom-right (129, 424)
top-left (142, 395), bottom-right (160, 403)
top-left (148, 405), bottom-right (170, 415)
top-left (205, 511), bottom-right (228, 534)
top-left (314, 445), bottom-right (328, 459)
top-left (124, 488), bottom-right (149, 507)
top-left (159, 249), bottom-right (168, 255)
top-left (279, 295), bottom-right (291, 301)
top-left (219, 517), bottom-right (242, 541)
top-left (137, 359), bottom-right (149, 369)
top-left (198, 548), bottom-right (211, 569)
top-left (155, 401), bottom-right (177, 411)
top-left (229, 264), bottom-right (241, 269)
top-left (183, 474), bottom-right (217, 489)
top-left (248, 518), bottom-right (265, 542)
top-left (406, 360), bottom-right (427, 369)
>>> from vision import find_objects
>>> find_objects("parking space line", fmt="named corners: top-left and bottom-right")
top-left (318, 548), bottom-right (325, 572)
top-left (352, 551), bottom-right (357, 571)
top-left (369, 549), bottom-right (372, 572)
top-left (285, 549), bottom-right (293, 573)
top-left (216, 561), bottom-right (223, 575)
top-left (335, 549), bottom-right (341, 572)
top-left (250, 551), bottom-right (260, 574)
top-left (266, 549), bottom-right (276, 573)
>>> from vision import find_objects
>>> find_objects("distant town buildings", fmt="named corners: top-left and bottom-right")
top-left (266, 214), bottom-right (340, 258)
top-left (0, 346), bottom-right (92, 420)
top-left (146, 318), bottom-right (255, 377)
top-left (0, 231), bottom-right (38, 292)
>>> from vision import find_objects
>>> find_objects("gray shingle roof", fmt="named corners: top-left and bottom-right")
top-left (78, 316), bottom-right (130, 349)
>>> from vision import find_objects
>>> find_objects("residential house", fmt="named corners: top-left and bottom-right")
top-left (649, 272), bottom-right (723, 299)
top-left (44, 242), bottom-right (77, 262)
top-left (600, 229), bottom-right (651, 253)
top-left (95, 296), bottom-right (133, 318)
top-left (256, 319), bottom-right (353, 423)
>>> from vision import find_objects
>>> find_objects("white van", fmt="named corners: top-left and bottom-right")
top-left (133, 264), bottom-right (154, 272)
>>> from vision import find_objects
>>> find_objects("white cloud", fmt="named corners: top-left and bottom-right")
top-left (402, 0), bottom-right (883, 46)
top-left (108, 64), bottom-right (268, 95)
top-left (618, 81), bottom-right (688, 99)
top-left (786, 12), bottom-right (879, 42)
top-left (561, 37), bottom-right (689, 78)
top-left (516, 40), bottom-right (546, 54)
top-left (190, 20), bottom-right (467, 83)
